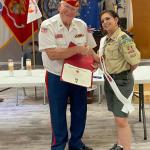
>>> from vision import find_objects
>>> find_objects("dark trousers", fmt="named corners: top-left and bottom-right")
top-left (46, 72), bottom-right (87, 150)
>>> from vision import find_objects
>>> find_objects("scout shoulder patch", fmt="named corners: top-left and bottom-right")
top-left (127, 45), bottom-right (135, 54)
top-left (119, 34), bottom-right (133, 46)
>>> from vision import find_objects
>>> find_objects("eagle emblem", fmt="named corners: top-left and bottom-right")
top-left (8, 0), bottom-right (27, 15)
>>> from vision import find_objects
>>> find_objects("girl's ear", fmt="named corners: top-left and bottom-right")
top-left (115, 17), bottom-right (119, 25)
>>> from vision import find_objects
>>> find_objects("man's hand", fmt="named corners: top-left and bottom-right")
top-left (91, 62), bottom-right (100, 72)
top-left (130, 64), bottom-right (138, 72)
top-left (77, 45), bottom-right (93, 55)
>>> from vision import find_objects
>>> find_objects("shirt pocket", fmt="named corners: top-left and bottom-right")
top-left (105, 42), bottom-right (120, 59)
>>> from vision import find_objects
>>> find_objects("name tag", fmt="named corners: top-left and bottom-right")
top-left (55, 34), bottom-right (63, 39)
top-left (74, 34), bottom-right (84, 38)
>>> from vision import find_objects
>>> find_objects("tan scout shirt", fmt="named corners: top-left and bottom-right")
top-left (39, 14), bottom-right (96, 76)
top-left (104, 28), bottom-right (140, 74)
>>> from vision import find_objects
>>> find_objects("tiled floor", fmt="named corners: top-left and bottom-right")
top-left (0, 87), bottom-right (150, 150)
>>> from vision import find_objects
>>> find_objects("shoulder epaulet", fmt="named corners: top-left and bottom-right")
top-left (42, 16), bottom-right (58, 25)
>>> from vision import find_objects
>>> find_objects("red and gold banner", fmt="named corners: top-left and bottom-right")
top-left (2, 0), bottom-right (38, 45)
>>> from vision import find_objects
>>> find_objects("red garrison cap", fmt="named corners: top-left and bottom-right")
top-left (61, 0), bottom-right (79, 8)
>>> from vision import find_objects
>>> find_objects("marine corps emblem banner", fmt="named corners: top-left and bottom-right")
top-left (2, 0), bottom-right (38, 45)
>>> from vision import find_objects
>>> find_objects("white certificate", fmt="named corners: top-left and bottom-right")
top-left (61, 63), bottom-right (93, 87)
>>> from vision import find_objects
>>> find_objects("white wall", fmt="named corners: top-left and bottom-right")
top-left (0, 38), bottom-right (22, 63)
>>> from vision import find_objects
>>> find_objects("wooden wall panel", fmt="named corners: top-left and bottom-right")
top-left (131, 0), bottom-right (150, 58)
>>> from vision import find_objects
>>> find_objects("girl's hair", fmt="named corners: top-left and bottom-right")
top-left (100, 10), bottom-right (134, 38)
top-left (100, 10), bottom-right (120, 26)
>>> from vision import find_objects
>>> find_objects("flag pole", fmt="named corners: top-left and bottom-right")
top-left (32, 22), bottom-right (35, 69)
top-left (27, 0), bottom-right (42, 69)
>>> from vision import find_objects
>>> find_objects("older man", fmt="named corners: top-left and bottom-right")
top-left (39, 0), bottom-right (98, 150)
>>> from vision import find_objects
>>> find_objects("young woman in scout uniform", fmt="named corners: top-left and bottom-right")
top-left (99, 10), bottom-right (140, 150)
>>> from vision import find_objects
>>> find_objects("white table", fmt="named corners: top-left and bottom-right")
top-left (133, 66), bottom-right (150, 140)
top-left (0, 69), bottom-right (46, 105)
top-left (0, 69), bottom-right (104, 105)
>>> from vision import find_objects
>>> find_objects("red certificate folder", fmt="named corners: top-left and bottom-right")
top-left (61, 42), bottom-right (94, 87)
